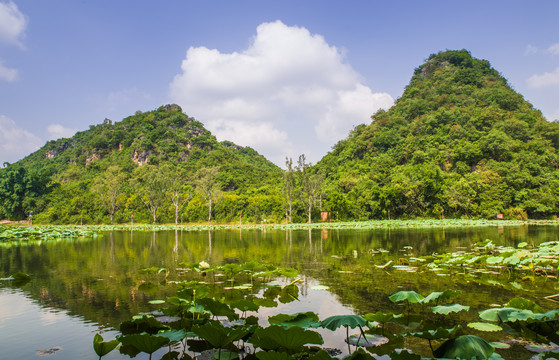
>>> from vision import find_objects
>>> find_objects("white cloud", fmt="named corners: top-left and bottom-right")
top-left (527, 67), bottom-right (559, 88)
top-left (170, 20), bottom-right (393, 166)
top-left (524, 44), bottom-right (538, 55)
top-left (47, 124), bottom-right (76, 140)
top-left (546, 43), bottom-right (559, 55)
top-left (0, 59), bottom-right (17, 81)
top-left (0, 115), bottom-right (43, 164)
top-left (0, 1), bottom-right (27, 48)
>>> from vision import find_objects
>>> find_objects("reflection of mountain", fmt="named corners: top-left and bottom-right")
top-left (0, 226), bottom-right (558, 329)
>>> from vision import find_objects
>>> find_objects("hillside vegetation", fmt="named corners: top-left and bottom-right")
top-left (0, 105), bottom-right (283, 223)
top-left (1, 50), bottom-right (558, 223)
top-left (316, 50), bottom-right (559, 220)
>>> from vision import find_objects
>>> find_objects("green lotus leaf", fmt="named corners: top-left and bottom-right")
top-left (148, 300), bottom-right (165, 305)
top-left (347, 333), bottom-right (389, 347)
top-left (196, 298), bottom-right (238, 320)
top-left (268, 312), bottom-right (319, 329)
top-left (231, 299), bottom-right (259, 312)
top-left (256, 350), bottom-right (291, 360)
top-left (93, 333), bottom-right (119, 358)
top-left (117, 333), bottom-right (169, 355)
top-left (310, 285), bottom-right (330, 290)
top-left (177, 285), bottom-right (210, 301)
top-left (506, 297), bottom-right (544, 313)
top-left (278, 284), bottom-right (299, 304)
top-left (517, 242), bottom-right (528, 248)
top-left (486, 256), bottom-right (503, 264)
top-left (467, 322), bottom-right (503, 332)
top-left (192, 321), bottom-right (249, 348)
top-left (253, 297), bottom-right (278, 308)
top-left (319, 315), bottom-right (367, 330)
top-left (155, 330), bottom-right (187, 343)
top-left (432, 304), bottom-right (470, 315)
top-left (433, 335), bottom-right (494, 359)
top-left (363, 311), bottom-right (400, 324)
top-left (421, 289), bottom-right (461, 305)
top-left (120, 315), bottom-right (168, 335)
top-left (479, 308), bottom-right (538, 322)
top-left (275, 267), bottom-right (299, 278)
top-left (409, 326), bottom-right (459, 340)
top-left (248, 325), bottom-right (323, 351)
top-left (342, 347), bottom-right (375, 360)
top-left (389, 291), bottom-right (424, 304)
top-left (489, 342), bottom-right (510, 349)
top-left (388, 349), bottom-right (421, 360)
top-left (10, 272), bottom-right (31, 281)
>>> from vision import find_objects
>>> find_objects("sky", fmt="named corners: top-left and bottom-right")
top-left (0, 1), bottom-right (558, 167)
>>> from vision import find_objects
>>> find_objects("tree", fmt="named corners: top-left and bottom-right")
top-left (297, 154), bottom-right (324, 224)
top-left (168, 166), bottom-right (191, 224)
top-left (195, 167), bottom-right (221, 224)
top-left (282, 157), bottom-right (297, 223)
top-left (134, 165), bottom-right (169, 224)
top-left (0, 166), bottom-right (49, 220)
top-left (91, 166), bottom-right (126, 224)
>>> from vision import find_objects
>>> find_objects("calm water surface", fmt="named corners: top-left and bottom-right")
top-left (1, 225), bottom-right (558, 359)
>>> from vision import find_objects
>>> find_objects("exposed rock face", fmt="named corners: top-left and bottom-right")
top-left (132, 150), bottom-right (152, 166)
top-left (85, 153), bottom-right (99, 165)
top-left (163, 104), bottom-right (182, 112)
top-left (45, 142), bottom-right (69, 159)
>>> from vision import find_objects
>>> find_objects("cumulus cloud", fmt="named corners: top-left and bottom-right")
top-left (0, 115), bottom-right (43, 164)
top-left (47, 124), bottom-right (76, 140)
top-left (527, 67), bottom-right (559, 88)
top-left (170, 20), bottom-right (393, 166)
top-left (0, 1), bottom-right (27, 48)
top-left (546, 43), bottom-right (559, 55)
top-left (0, 59), bottom-right (17, 81)
top-left (524, 44), bottom-right (538, 55)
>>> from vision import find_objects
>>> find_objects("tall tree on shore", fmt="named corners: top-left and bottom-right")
top-left (169, 166), bottom-right (191, 225)
top-left (297, 154), bottom-right (324, 224)
top-left (134, 165), bottom-right (169, 224)
top-left (282, 157), bottom-right (297, 223)
top-left (91, 165), bottom-right (126, 225)
top-left (195, 166), bottom-right (221, 224)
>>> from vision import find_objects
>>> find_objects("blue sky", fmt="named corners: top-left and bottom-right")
top-left (1, 1), bottom-right (558, 166)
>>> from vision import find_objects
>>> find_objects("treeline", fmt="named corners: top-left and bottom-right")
top-left (1, 50), bottom-right (559, 223)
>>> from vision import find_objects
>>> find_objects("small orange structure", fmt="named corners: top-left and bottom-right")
top-left (496, 214), bottom-right (504, 220)
top-left (320, 211), bottom-right (330, 222)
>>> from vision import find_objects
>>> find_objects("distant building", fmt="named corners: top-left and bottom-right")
top-left (103, 118), bottom-right (113, 125)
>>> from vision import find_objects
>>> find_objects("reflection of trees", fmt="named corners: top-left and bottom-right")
top-left (0, 225), bottom-right (557, 330)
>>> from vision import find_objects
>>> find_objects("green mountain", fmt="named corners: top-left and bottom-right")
top-left (317, 50), bottom-right (559, 220)
top-left (0, 105), bottom-right (283, 223)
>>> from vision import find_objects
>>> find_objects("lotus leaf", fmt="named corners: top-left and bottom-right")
top-left (319, 315), bottom-right (367, 330)
top-left (255, 350), bottom-right (291, 360)
top-left (248, 325), bottom-right (323, 351)
top-left (389, 291), bottom-right (424, 304)
top-left (268, 312), bottom-right (319, 329)
top-left (93, 333), bottom-right (119, 358)
top-left (117, 333), bottom-right (169, 355)
top-left (409, 326), bottom-right (459, 340)
top-left (433, 335), bottom-right (494, 359)
top-left (506, 297), bottom-right (544, 313)
top-left (421, 290), bottom-right (461, 305)
top-left (489, 342), bottom-right (510, 349)
top-left (155, 329), bottom-right (187, 343)
top-left (431, 304), bottom-right (470, 315)
top-left (467, 322), bottom-right (503, 332)
top-left (231, 299), bottom-right (259, 312)
top-left (196, 298), bottom-right (238, 320)
top-left (347, 333), bottom-right (389, 347)
top-left (363, 311), bottom-right (401, 324)
top-left (192, 321), bottom-right (248, 348)
top-left (342, 347), bottom-right (375, 360)
top-left (252, 297), bottom-right (277, 308)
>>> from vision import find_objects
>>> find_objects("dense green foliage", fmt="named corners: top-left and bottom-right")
top-left (316, 50), bottom-right (559, 220)
top-left (2, 50), bottom-right (559, 223)
top-left (0, 105), bottom-right (283, 223)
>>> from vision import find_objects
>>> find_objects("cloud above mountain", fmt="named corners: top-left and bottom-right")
top-left (170, 21), bottom-right (393, 166)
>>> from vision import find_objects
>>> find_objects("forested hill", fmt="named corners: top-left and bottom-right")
top-left (317, 50), bottom-right (559, 220)
top-left (0, 105), bottom-right (283, 223)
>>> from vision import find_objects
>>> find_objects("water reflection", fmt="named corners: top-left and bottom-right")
top-left (0, 225), bottom-right (558, 359)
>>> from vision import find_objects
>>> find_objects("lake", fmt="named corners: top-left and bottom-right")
top-left (1, 224), bottom-right (558, 359)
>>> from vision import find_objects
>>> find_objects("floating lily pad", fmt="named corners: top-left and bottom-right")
top-left (467, 322), bottom-right (503, 332)
top-left (489, 342), bottom-right (511, 349)
top-left (310, 285), bottom-right (330, 290)
top-left (347, 334), bottom-right (389, 347)
top-left (432, 304), bottom-right (470, 315)
top-left (148, 299), bottom-right (165, 305)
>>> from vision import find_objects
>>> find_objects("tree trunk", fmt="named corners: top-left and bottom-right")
top-left (110, 212), bottom-right (114, 225)
top-left (308, 201), bottom-right (312, 224)
top-left (208, 198), bottom-right (212, 224)
top-left (152, 207), bottom-right (157, 224)
top-left (289, 202), bottom-right (292, 223)
top-left (175, 205), bottom-right (179, 225)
